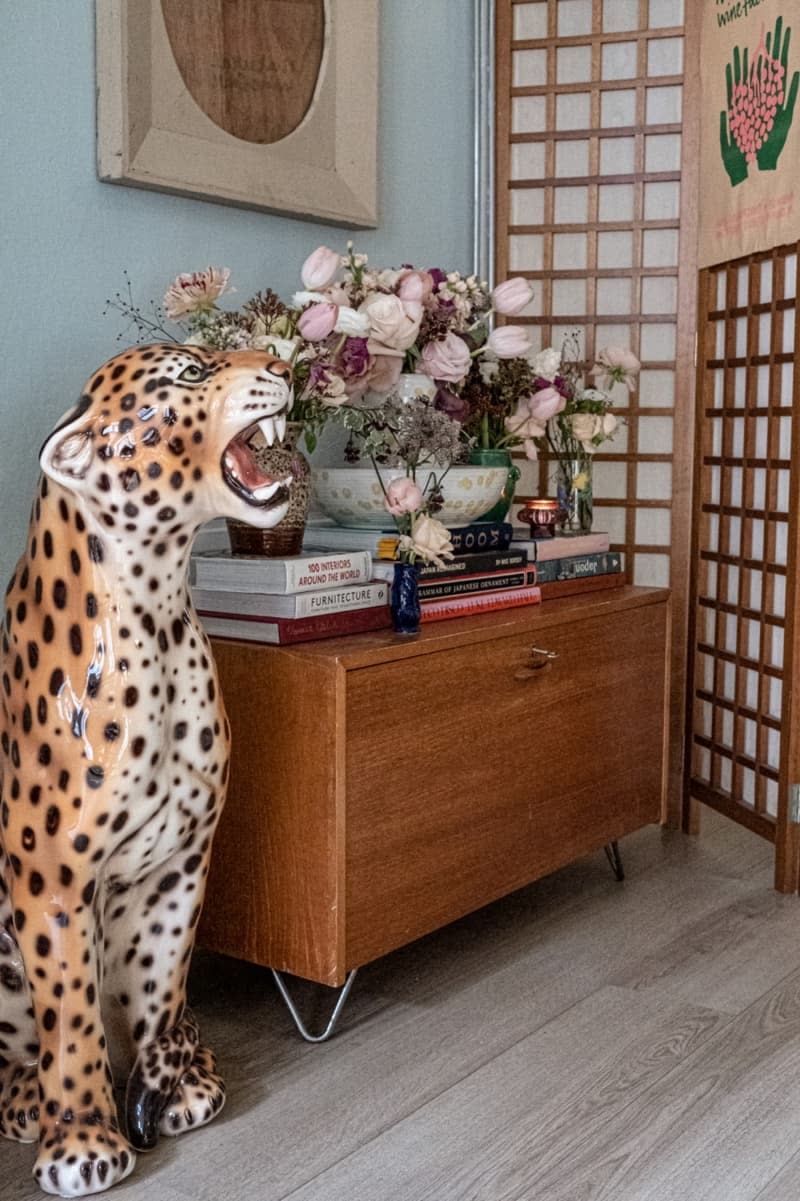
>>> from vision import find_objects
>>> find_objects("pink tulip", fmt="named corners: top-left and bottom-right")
top-left (420, 331), bottom-right (472, 384)
top-left (384, 476), bottom-right (423, 517)
top-left (486, 325), bottom-right (533, 359)
top-left (491, 277), bottom-right (534, 316)
top-left (526, 385), bottom-right (566, 422)
top-left (301, 245), bottom-right (340, 290)
top-left (297, 302), bottom-right (337, 341)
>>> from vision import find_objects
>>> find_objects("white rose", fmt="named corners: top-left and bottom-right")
top-left (570, 412), bottom-right (599, 444)
top-left (403, 515), bottom-right (455, 567)
top-left (533, 347), bottom-right (562, 379)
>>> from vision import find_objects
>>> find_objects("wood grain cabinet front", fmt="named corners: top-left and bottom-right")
top-left (199, 586), bottom-right (670, 985)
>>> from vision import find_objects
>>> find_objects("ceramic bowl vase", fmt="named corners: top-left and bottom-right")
top-left (312, 464), bottom-right (509, 529)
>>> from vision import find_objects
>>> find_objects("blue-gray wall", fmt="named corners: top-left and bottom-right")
top-left (0, 1), bottom-right (475, 586)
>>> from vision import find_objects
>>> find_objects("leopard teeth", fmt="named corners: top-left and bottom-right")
top-left (258, 417), bottom-right (276, 447)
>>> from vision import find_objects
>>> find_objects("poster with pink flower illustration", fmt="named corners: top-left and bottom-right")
top-left (699, 4), bottom-right (800, 266)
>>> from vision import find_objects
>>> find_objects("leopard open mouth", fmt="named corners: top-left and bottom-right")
top-left (221, 416), bottom-right (293, 509)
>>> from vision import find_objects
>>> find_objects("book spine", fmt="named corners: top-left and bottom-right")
top-left (418, 567), bottom-right (538, 601)
top-left (292, 581), bottom-right (389, 617)
top-left (537, 573), bottom-right (626, 600)
top-left (279, 552), bottom-right (373, 592)
top-left (420, 585), bottom-right (542, 622)
top-left (448, 522), bottom-right (514, 553)
top-left (534, 551), bottom-right (622, 584)
top-left (417, 548), bottom-right (528, 579)
top-left (194, 550), bottom-right (372, 593)
top-left (201, 604), bottom-right (392, 645)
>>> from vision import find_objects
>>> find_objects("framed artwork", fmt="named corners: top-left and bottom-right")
top-left (96, 0), bottom-right (378, 227)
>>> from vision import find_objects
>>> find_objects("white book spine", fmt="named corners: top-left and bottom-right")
top-left (293, 582), bottom-right (388, 617)
top-left (283, 553), bottom-right (372, 592)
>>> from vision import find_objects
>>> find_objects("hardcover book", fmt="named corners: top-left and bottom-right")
top-left (417, 566), bottom-right (538, 601)
top-left (192, 548), bottom-right (372, 593)
top-left (371, 547), bottom-right (529, 583)
top-left (512, 530), bottom-right (611, 562)
top-left (198, 603), bottom-right (392, 645)
top-left (534, 551), bottom-right (622, 584)
top-left (193, 579), bottom-right (389, 619)
top-left (420, 585), bottom-right (542, 623)
top-left (303, 520), bottom-right (514, 558)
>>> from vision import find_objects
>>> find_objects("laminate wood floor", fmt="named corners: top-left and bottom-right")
top-left (4, 810), bottom-right (800, 1201)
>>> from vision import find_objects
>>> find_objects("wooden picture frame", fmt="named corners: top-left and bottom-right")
top-left (96, 0), bottom-right (378, 227)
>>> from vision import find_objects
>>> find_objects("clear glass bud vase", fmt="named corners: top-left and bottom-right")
top-left (556, 458), bottom-right (593, 534)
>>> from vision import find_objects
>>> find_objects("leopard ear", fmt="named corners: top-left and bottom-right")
top-left (39, 397), bottom-right (95, 487)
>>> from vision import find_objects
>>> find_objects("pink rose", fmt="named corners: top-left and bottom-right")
top-left (297, 302), bottom-right (337, 341)
top-left (384, 476), bottom-right (423, 517)
top-left (486, 325), bottom-right (533, 359)
top-left (397, 270), bottom-right (435, 303)
top-left (301, 245), bottom-right (340, 290)
top-left (526, 385), bottom-right (566, 422)
top-left (491, 277), bottom-right (534, 316)
top-left (420, 331), bottom-right (472, 384)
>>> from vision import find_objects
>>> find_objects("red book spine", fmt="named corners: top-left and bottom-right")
top-left (200, 604), bottom-right (392, 644)
top-left (420, 586), bottom-right (542, 623)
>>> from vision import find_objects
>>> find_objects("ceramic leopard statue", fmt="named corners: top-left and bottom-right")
top-left (0, 345), bottom-right (294, 1196)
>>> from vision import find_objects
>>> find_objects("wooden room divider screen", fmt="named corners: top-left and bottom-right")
top-left (688, 247), bottom-right (800, 893)
top-left (493, 0), bottom-right (699, 820)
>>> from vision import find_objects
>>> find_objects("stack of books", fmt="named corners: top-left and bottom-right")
top-left (191, 548), bottom-right (392, 644)
top-left (305, 520), bottom-right (542, 624)
top-left (510, 527), bottom-right (624, 599)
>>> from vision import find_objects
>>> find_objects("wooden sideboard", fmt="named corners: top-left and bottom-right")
top-left (199, 586), bottom-right (670, 986)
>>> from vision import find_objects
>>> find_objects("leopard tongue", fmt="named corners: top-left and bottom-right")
top-left (224, 437), bottom-right (277, 491)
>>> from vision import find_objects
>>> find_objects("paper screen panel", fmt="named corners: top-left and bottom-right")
top-left (690, 247), bottom-right (800, 840)
top-left (496, 0), bottom-right (689, 592)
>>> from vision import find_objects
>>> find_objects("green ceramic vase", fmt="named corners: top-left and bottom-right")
top-left (467, 448), bottom-right (521, 523)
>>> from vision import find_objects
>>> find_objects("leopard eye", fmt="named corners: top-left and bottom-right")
top-left (178, 363), bottom-right (205, 383)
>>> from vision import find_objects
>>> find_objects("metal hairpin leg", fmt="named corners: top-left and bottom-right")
top-left (604, 841), bottom-right (625, 882)
top-left (270, 968), bottom-right (358, 1043)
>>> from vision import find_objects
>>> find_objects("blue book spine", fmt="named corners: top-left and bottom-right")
top-left (534, 551), bottom-right (623, 584)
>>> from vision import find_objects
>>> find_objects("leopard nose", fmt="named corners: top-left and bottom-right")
top-left (264, 358), bottom-right (292, 380)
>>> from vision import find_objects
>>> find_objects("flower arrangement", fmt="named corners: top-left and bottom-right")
top-left (107, 247), bottom-right (537, 453)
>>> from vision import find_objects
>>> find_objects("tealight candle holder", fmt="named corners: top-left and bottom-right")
top-left (516, 498), bottom-right (565, 539)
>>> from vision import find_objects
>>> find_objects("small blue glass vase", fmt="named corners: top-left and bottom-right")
top-left (391, 561), bottom-right (421, 635)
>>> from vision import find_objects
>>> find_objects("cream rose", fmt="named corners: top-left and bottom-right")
top-left (360, 293), bottom-right (422, 355)
top-left (400, 515), bottom-right (455, 567)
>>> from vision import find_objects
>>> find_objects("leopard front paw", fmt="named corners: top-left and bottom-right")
top-left (34, 1116), bottom-right (136, 1197)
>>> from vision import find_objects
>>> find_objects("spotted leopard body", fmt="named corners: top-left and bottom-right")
top-left (0, 345), bottom-right (293, 1196)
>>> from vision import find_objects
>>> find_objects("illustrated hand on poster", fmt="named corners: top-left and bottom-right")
top-left (720, 44), bottom-right (750, 186)
top-left (756, 17), bottom-right (799, 171)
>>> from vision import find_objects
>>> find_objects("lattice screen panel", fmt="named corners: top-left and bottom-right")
top-left (495, 0), bottom-right (689, 588)
top-left (690, 247), bottom-right (799, 848)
